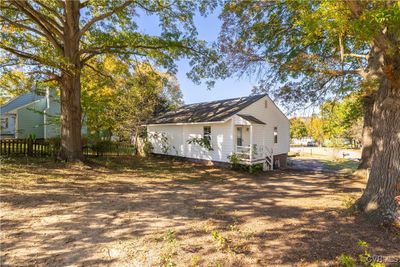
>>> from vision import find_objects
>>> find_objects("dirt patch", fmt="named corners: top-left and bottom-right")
top-left (1, 156), bottom-right (398, 266)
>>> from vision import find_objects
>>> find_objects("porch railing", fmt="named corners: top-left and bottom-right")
top-left (235, 145), bottom-right (273, 167)
top-left (236, 145), bottom-right (250, 154)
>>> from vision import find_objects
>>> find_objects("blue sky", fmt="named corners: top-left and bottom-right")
top-left (138, 8), bottom-right (257, 105)
top-left (137, 8), bottom-right (318, 117)
top-left (175, 12), bottom-right (258, 105)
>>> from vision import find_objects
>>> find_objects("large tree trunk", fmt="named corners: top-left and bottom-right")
top-left (358, 95), bottom-right (374, 169)
top-left (357, 46), bottom-right (400, 224)
top-left (60, 72), bottom-right (83, 160)
top-left (59, 1), bottom-right (83, 161)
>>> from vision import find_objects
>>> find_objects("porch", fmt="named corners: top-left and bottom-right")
top-left (232, 114), bottom-right (274, 170)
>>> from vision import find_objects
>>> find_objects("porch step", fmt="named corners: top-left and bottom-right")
top-left (263, 155), bottom-right (273, 171)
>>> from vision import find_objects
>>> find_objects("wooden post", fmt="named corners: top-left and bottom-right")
top-left (249, 124), bottom-right (253, 163)
top-left (27, 138), bottom-right (33, 157)
top-left (231, 118), bottom-right (235, 155)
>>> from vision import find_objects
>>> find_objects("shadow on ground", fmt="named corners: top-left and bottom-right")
top-left (0, 156), bottom-right (398, 266)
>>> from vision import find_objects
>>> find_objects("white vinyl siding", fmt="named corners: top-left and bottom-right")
top-left (239, 96), bottom-right (290, 156)
top-left (148, 120), bottom-right (233, 162)
top-left (147, 95), bottom-right (290, 162)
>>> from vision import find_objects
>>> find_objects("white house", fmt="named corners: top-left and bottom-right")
top-left (146, 94), bottom-right (290, 170)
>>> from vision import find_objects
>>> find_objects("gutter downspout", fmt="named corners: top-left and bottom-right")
top-left (43, 88), bottom-right (50, 139)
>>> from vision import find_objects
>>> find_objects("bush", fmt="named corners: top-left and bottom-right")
top-left (250, 163), bottom-right (264, 173)
top-left (227, 153), bottom-right (243, 169)
top-left (90, 140), bottom-right (114, 156)
top-left (187, 137), bottom-right (213, 151)
top-left (227, 154), bottom-right (264, 173)
top-left (142, 140), bottom-right (154, 156)
top-left (47, 137), bottom-right (61, 156)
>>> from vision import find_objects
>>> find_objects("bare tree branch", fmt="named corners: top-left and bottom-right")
top-left (79, 44), bottom-right (176, 63)
top-left (13, 0), bottom-right (63, 35)
top-left (32, 0), bottom-right (64, 24)
top-left (10, 0), bottom-right (63, 51)
top-left (0, 44), bottom-right (65, 71)
top-left (78, 0), bottom-right (134, 38)
top-left (83, 62), bottom-right (116, 85)
top-left (344, 53), bottom-right (369, 59)
top-left (0, 15), bottom-right (47, 38)
top-left (79, 1), bottom-right (90, 9)
top-left (1, 44), bottom-right (42, 61)
top-left (28, 70), bottom-right (61, 81)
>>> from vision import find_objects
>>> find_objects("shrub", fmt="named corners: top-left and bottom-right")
top-left (339, 254), bottom-right (356, 267)
top-left (187, 137), bottom-right (213, 151)
top-left (250, 163), bottom-right (264, 173)
top-left (211, 230), bottom-right (228, 251)
top-left (338, 240), bottom-right (386, 267)
top-left (142, 140), bottom-right (154, 156)
top-left (228, 153), bottom-right (264, 173)
top-left (227, 153), bottom-right (248, 171)
top-left (90, 140), bottom-right (114, 156)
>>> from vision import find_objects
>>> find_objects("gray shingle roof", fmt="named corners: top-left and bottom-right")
top-left (1, 92), bottom-right (44, 113)
top-left (147, 94), bottom-right (267, 124)
top-left (237, 114), bottom-right (266, 124)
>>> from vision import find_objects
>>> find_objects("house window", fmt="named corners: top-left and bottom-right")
top-left (274, 126), bottom-right (278, 144)
top-left (1, 118), bottom-right (8, 129)
top-left (237, 127), bottom-right (243, 146)
top-left (264, 100), bottom-right (268, 108)
top-left (203, 126), bottom-right (211, 141)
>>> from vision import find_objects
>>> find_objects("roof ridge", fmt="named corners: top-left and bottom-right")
top-left (147, 93), bottom-right (268, 125)
top-left (0, 91), bottom-right (45, 113)
top-left (1, 92), bottom-right (29, 109)
top-left (180, 93), bottom-right (267, 108)
top-left (0, 91), bottom-right (41, 108)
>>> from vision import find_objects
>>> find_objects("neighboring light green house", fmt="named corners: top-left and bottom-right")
top-left (1, 90), bottom-right (62, 139)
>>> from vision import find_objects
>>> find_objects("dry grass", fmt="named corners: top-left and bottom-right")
top-left (0, 156), bottom-right (398, 266)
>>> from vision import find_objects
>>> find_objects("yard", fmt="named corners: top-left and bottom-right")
top-left (1, 156), bottom-right (398, 266)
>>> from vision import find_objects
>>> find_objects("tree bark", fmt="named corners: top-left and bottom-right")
top-left (59, 1), bottom-right (83, 161)
top-left (60, 72), bottom-right (83, 160)
top-left (358, 95), bottom-right (374, 169)
top-left (357, 41), bottom-right (400, 224)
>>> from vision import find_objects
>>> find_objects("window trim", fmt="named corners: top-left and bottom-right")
top-left (203, 126), bottom-right (211, 141)
top-left (236, 127), bottom-right (243, 146)
top-left (1, 118), bottom-right (8, 129)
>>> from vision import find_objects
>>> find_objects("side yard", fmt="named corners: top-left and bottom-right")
top-left (0, 156), bottom-right (398, 266)
top-left (288, 153), bottom-right (360, 174)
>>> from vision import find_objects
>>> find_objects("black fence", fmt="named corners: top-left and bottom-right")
top-left (0, 138), bottom-right (135, 157)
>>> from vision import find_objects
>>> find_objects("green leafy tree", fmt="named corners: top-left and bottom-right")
top-left (219, 1), bottom-right (400, 223)
top-left (0, 0), bottom-right (223, 160)
top-left (320, 92), bottom-right (363, 146)
top-left (113, 63), bottom-right (182, 142)
top-left (0, 71), bottom-right (35, 104)
top-left (305, 115), bottom-right (325, 146)
top-left (290, 118), bottom-right (308, 139)
top-left (80, 56), bottom-right (182, 142)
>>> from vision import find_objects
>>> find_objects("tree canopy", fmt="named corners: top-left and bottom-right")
top-left (0, 71), bottom-right (35, 104)
top-left (289, 118), bottom-right (307, 140)
top-left (81, 55), bottom-right (182, 140)
top-left (0, 0), bottom-right (226, 160)
top-left (0, 0), bottom-right (224, 82)
top-left (320, 92), bottom-right (363, 145)
top-left (219, 1), bottom-right (400, 224)
top-left (219, 1), bottom-right (399, 109)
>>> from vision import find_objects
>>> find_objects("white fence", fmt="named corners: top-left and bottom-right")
top-left (290, 146), bottom-right (361, 159)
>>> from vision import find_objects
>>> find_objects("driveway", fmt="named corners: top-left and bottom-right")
top-left (288, 155), bottom-right (360, 174)
top-left (288, 157), bottom-right (328, 172)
